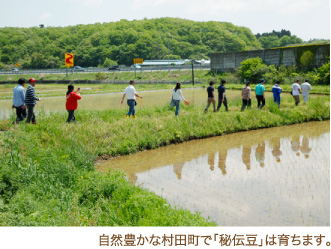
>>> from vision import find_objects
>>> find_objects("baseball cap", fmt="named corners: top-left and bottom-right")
top-left (29, 78), bottom-right (36, 83)
top-left (260, 79), bottom-right (265, 83)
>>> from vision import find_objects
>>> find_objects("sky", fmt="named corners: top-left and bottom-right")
top-left (0, 0), bottom-right (330, 41)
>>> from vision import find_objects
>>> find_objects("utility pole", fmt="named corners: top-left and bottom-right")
top-left (168, 33), bottom-right (171, 72)
top-left (191, 60), bottom-right (194, 86)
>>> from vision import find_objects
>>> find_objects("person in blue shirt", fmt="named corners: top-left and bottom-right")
top-left (216, 79), bottom-right (228, 112)
top-left (204, 81), bottom-right (216, 113)
top-left (12, 78), bottom-right (27, 124)
top-left (272, 81), bottom-right (283, 107)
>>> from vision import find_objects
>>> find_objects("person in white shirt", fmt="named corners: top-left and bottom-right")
top-left (301, 79), bottom-right (313, 104)
top-left (121, 80), bottom-right (143, 119)
top-left (291, 79), bottom-right (301, 106)
top-left (172, 82), bottom-right (186, 116)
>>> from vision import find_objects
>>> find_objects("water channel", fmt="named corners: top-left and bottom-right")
top-left (96, 121), bottom-right (330, 226)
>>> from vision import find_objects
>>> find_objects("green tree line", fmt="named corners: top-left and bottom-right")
top-left (0, 18), bottom-right (310, 69)
top-left (255, 29), bottom-right (303, 49)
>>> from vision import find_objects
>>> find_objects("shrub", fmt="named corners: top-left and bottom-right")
top-left (95, 72), bottom-right (108, 80)
top-left (316, 61), bottom-right (330, 85)
top-left (299, 51), bottom-right (314, 72)
top-left (103, 58), bottom-right (118, 68)
top-left (238, 58), bottom-right (275, 82)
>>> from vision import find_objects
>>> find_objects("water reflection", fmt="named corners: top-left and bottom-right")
top-left (208, 153), bottom-right (215, 171)
top-left (218, 151), bottom-right (227, 175)
top-left (291, 135), bottom-right (301, 157)
top-left (173, 162), bottom-right (185, 180)
top-left (242, 145), bottom-right (251, 170)
top-left (300, 136), bottom-right (312, 159)
top-left (271, 138), bottom-right (282, 163)
top-left (97, 121), bottom-right (330, 226)
top-left (255, 141), bottom-right (265, 167)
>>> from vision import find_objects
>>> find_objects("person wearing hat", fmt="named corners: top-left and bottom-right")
top-left (271, 81), bottom-right (282, 107)
top-left (25, 78), bottom-right (41, 124)
top-left (255, 79), bottom-right (266, 109)
top-left (12, 78), bottom-right (27, 124)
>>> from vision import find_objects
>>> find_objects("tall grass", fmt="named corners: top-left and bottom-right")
top-left (0, 94), bottom-right (329, 226)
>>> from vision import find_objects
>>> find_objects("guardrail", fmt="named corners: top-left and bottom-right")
top-left (0, 79), bottom-right (203, 85)
top-left (0, 64), bottom-right (210, 75)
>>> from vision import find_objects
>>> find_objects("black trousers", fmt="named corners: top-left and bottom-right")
top-left (14, 105), bottom-right (27, 123)
top-left (26, 104), bottom-right (36, 123)
top-left (66, 110), bottom-right (76, 123)
top-left (217, 96), bottom-right (228, 111)
top-left (241, 99), bottom-right (251, 111)
top-left (256, 95), bottom-right (265, 109)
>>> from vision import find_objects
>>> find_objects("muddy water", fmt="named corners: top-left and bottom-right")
top-left (96, 121), bottom-right (330, 226)
top-left (0, 88), bottom-right (245, 119)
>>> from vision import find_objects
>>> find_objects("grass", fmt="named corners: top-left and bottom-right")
top-left (0, 94), bottom-right (329, 226)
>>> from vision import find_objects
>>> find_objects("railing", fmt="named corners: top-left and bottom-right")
top-left (0, 64), bottom-right (210, 75)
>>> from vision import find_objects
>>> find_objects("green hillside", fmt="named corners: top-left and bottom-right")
top-left (1, 18), bottom-right (312, 69)
top-left (1, 17), bottom-right (263, 68)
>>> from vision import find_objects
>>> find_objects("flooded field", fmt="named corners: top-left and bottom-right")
top-left (96, 121), bottom-right (330, 226)
top-left (0, 88), bottom-right (246, 119)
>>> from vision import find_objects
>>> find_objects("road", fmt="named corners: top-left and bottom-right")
top-left (0, 65), bottom-right (210, 75)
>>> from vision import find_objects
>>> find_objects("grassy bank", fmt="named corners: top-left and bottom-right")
top-left (0, 94), bottom-right (329, 226)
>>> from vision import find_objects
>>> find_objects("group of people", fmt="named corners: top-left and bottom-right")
top-left (12, 78), bottom-right (41, 124)
top-left (121, 80), bottom-right (190, 118)
top-left (12, 78), bottom-right (82, 124)
top-left (12, 77), bottom-right (314, 124)
top-left (204, 78), bottom-right (313, 113)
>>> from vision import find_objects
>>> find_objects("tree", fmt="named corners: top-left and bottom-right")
top-left (316, 61), bottom-right (330, 84)
top-left (0, 18), bottom-right (269, 68)
top-left (299, 51), bottom-right (314, 72)
top-left (103, 58), bottom-right (118, 67)
top-left (258, 36), bottom-right (280, 49)
top-left (238, 57), bottom-right (273, 82)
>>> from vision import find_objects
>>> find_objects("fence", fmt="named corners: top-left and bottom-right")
top-left (211, 44), bottom-right (330, 72)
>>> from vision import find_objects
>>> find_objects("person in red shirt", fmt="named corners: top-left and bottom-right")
top-left (66, 84), bottom-right (81, 123)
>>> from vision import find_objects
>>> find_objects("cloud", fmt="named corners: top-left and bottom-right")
top-left (278, 0), bottom-right (315, 14)
top-left (187, 0), bottom-right (248, 15)
top-left (131, 0), bottom-right (247, 13)
top-left (132, 0), bottom-right (326, 16)
top-left (39, 12), bottom-right (52, 21)
top-left (132, 0), bottom-right (182, 9)
top-left (67, 0), bottom-right (103, 7)
top-left (83, 0), bottom-right (103, 7)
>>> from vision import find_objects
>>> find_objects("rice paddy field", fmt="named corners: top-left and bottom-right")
top-left (97, 121), bottom-right (330, 226)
